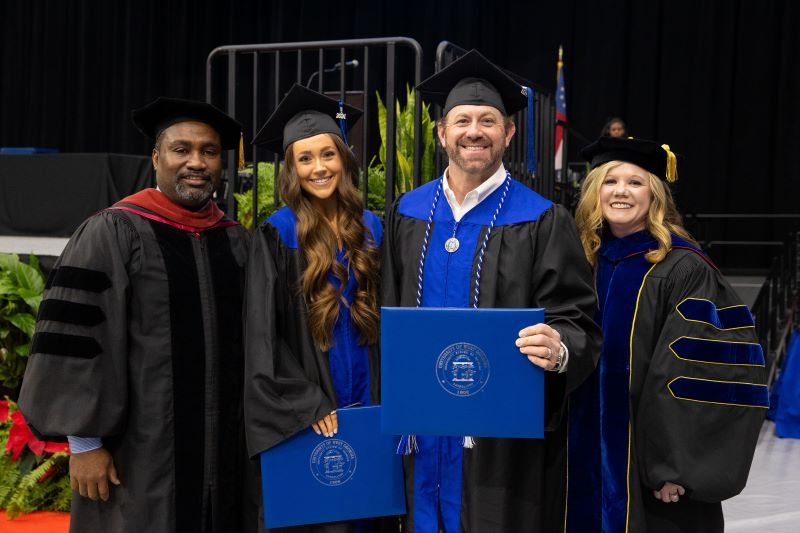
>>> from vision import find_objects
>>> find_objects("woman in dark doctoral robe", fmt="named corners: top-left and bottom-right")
top-left (566, 137), bottom-right (768, 533)
top-left (243, 85), bottom-right (385, 532)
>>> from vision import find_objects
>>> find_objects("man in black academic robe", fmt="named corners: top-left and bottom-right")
top-left (381, 50), bottom-right (602, 531)
top-left (18, 98), bottom-right (256, 533)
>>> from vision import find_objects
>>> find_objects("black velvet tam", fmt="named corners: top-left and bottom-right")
top-left (131, 97), bottom-right (242, 149)
top-left (581, 136), bottom-right (680, 182)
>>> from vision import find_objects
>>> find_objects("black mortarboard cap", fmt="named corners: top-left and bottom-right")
top-left (252, 83), bottom-right (363, 155)
top-left (416, 49), bottom-right (528, 116)
top-left (131, 97), bottom-right (242, 150)
top-left (581, 137), bottom-right (679, 182)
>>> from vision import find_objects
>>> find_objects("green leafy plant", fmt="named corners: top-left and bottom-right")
top-left (234, 162), bottom-right (282, 230)
top-left (364, 157), bottom-right (388, 214)
top-left (0, 253), bottom-right (44, 392)
top-left (373, 85), bottom-right (436, 195)
top-left (0, 399), bottom-right (71, 518)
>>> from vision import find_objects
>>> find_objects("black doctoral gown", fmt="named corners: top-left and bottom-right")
top-left (18, 192), bottom-right (255, 533)
top-left (381, 175), bottom-right (602, 532)
top-left (567, 231), bottom-right (768, 533)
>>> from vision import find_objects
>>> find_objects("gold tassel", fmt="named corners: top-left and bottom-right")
top-left (661, 144), bottom-right (678, 183)
top-left (238, 132), bottom-right (245, 171)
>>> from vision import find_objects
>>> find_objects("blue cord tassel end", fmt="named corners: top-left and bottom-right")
top-left (396, 434), bottom-right (418, 455)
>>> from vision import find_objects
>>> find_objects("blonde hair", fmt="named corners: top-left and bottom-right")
top-left (574, 161), bottom-right (697, 267)
top-left (279, 134), bottom-right (380, 351)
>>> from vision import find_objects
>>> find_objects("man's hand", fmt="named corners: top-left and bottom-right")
top-left (516, 323), bottom-right (562, 371)
top-left (69, 447), bottom-right (120, 501)
top-left (654, 481), bottom-right (685, 503)
top-left (311, 411), bottom-right (338, 437)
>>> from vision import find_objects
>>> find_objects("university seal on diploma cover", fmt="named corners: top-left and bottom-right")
top-left (310, 438), bottom-right (357, 487)
top-left (436, 342), bottom-right (490, 397)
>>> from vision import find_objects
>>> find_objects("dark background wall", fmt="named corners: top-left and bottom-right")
top-left (1, 0), bottom-right (798, 238)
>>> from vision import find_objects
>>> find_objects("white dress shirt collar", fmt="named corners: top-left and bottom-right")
top-left (442, 164), bottom-right (508, 222)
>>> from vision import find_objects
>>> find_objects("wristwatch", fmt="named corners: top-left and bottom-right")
top-left (551, 343), bottom-right (567, 372)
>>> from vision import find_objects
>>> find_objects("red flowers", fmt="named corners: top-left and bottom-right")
top-left (1, 399), bottom-right (69, 462)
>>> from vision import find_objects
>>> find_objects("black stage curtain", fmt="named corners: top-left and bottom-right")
top-left (1, 0), bottom-right (798, 231)
top-left (0, 154), bottom-right (152, 236)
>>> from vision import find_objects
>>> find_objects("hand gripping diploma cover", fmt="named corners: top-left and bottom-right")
top-left (381, 307), bottom-right (545, 438)
top-left (260, 405), bottom-right (406, 528)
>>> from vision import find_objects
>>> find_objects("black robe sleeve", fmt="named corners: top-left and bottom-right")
top-left (634, 252), bottom-right (767, 502)
top-left (529, 205), bottom-right (603, 422)
top-left (243, 223), bottom-right (335, 458)
top-left (379, 195), bottom-right (404, 308)
top-left (18, 211), bottom-right (138, 440)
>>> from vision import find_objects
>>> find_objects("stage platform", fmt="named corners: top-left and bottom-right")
top-left (0, 236), bottom-right (69, 257)
top-left (724, 420), bottom-right (800, 532)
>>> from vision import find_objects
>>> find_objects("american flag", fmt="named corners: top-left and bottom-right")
top-left (554, 46), bottom-right (567, 175)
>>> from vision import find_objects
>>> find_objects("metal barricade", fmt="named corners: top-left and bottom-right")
top-left (206, 37), bottom-right (423, 223)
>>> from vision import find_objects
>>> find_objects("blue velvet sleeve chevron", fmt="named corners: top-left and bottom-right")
top-left (676, 298), bottom-right (755, 329)
top-left (667, 376), bottom-right (769, 408)
top-left (669, 336), bottom-right (765, 366)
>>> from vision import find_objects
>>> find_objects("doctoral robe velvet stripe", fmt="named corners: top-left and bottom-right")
top-left (151, 221), bottom-right (207, 531)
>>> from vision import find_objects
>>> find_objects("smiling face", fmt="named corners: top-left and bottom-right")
top-left (438, 104), bottom-right (515, 181)
top-left (599, 162), bottom-right (653, 237)
top-left (291, 133), bottom-right (343, 212)
top-left (152, 121), bottom-right (222, 210)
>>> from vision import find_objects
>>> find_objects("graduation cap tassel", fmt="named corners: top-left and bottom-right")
top-left (337, 100), bottom-right (348, 145)
top-left (396, 434), bottom-right (418, 455)
top-left (662, 144), bottom-right (678, 183)
top-left (238, 132), bottom-right (245, 171)
top-left (463, 436), bottom-right (475, 449)
top-left (524, 86), bottom-right (536, 175)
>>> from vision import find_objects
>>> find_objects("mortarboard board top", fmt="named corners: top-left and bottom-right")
top-left (416, 49), bottom-right (529, 117)
top-left (131, 97), bottom-right (242, 150)
top-left (252, 84), bottom-right (363, 155)
top-left (581, 137), bottom-right (680, 183)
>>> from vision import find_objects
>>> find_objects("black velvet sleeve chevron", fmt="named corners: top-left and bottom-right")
top-left (18, 210), bottom-right (138, 440)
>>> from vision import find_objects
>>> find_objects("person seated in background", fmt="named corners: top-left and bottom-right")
top-left (601, 116), bottom-right (627, 137)
top-left (566, 136), bottom-right (768, 533)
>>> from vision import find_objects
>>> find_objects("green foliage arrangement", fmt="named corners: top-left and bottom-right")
top-left (374, 85), bottom-right (436, 195)
top-left (234, 162), bottom-right (281, 230)
top-left (0, 253), bottom-right (44, 392)
top-left (0, 399), bottom-right (71, 518)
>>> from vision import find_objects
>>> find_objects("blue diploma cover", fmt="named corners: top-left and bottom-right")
top-left (381, 307), bottom-right (545, 438)
top-left (259, 405), bottom-right (406, 528)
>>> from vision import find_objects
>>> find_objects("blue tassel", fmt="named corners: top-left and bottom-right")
top-left (337, 100), bottom-right (348, 145)
top-left (396, 434), bottom-right (418, 455)
top-left (524, 86), bottom-right (536, 175)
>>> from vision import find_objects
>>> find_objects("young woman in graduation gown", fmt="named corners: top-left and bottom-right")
top-left (243, 84), bottom-right (387, 532)
top-left (565, 137), bottom-right (769, 533)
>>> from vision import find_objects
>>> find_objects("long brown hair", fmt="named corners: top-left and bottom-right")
top-left (574, 161), bottom-right (697, 267)
top-left (278, 134), bottom-right (380, 351)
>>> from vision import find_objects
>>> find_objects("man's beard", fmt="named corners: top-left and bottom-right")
top-left (174, 174), bottom-right (215, 207)
top-left (444, 142), bottom-right (504, 176)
